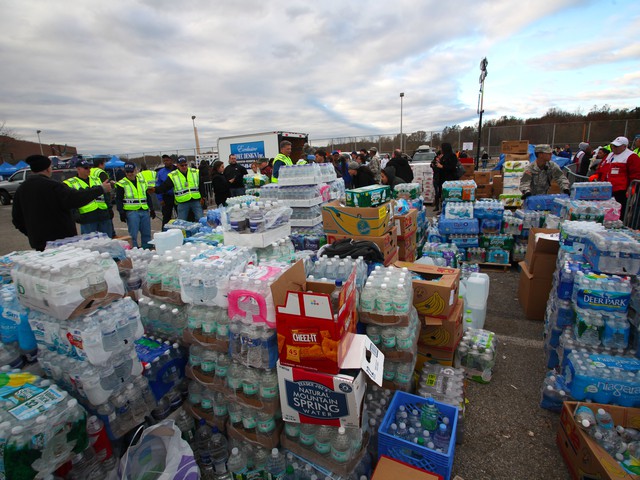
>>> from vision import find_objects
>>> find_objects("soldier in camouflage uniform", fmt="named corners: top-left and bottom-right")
top-left (519, 144), bottom-right (570, 198)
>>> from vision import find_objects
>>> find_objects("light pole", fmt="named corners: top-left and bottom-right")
top-left (191, 115), bottom-right (201, 156)
top-left (36, 130), bottom-right (43, 155)
top-left (476, 58), bottom-right (488, 169)
top-left (399, 92), bottom-right (405, 152)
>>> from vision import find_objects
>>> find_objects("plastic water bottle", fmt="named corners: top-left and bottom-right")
top-left (596, 408), bottom-right (614, 430)
top-left (433, 423), bottom-right (451, 452)
top-left (421, 398), bottom-right (439, 431)
top-left (299, 424), bottom-right (316, 449)
top-left (375, 284), bottom-right (393, 315)
top-left (227, 447), bottom-right (248, 478)
top-left (209, 426), bottom-right (229, 477)
top-left (265, 448), bottom-right (286, 480)
top-left (314, 426), bottom-right (333, 456)
top-left (326, 428), bottom-right (349, 466)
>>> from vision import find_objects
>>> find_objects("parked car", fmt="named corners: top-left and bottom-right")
top-left (0, 168), bottom-right (77, 205)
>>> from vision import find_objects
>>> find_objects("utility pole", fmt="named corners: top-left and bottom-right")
top-left (476, 58), bottom-right (488, 170)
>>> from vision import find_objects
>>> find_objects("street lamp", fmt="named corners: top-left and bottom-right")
top-left (36, 130), bottom-right (43, 155)
top-left (191, 115), bottom-right (201, 156)
top-left (476, 57), bottom-right (488, 169)
top-left (399, 92), bottom-right (405, 152)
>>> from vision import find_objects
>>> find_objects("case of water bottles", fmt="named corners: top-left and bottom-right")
top-left (366, 308), bottom-right (420, 363)
top-left (135, 336), bottom-right (186, 401)
top-left (437, 217), bottom-right (479, 235)
top-left (523, 193), bottom-right (569, 211)
top-left (570, 181), bottom-right (613, 201)
top-left (446, 235), bottom-right (479, 249)
top-left (276, 163), bottom-right (336, 186)
top-left (11, 247), bottom-right (125, 321)
top-left (378, 391), bottom-right (458, 480)
top-left (394, 182), bottom-right (422, 200)
top-left (584, 230), bottom-right (640, 276)
top-left (564, 352), bottom-right (640, 406)
top-left (139, 297), bottom-right (188, 341)
top-left (0, 371), bottom-right (90, 479)
top-left (164, 219), bottom-right (202, 237)
top-left (442, 180), bottom-right (476, 202)
top-left (454, 328), bottom-right (497, 384)
top-left (444, 201), bottom-right (473, 220)
top-left (358, 265), bottom-right (415, 326)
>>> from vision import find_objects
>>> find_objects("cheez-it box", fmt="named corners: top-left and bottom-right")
top-left (274, 260), bottom-right (358, 374)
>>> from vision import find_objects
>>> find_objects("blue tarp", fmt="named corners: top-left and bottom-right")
top-left (0, 160), bottom-right (29, 176)
top-left (104, 155), bottom-right (125, 169)
top-left (492, 144), bottom-right (570, 171)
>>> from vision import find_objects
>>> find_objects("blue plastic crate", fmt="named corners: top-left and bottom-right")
top-left (378, 391), bottom-right (458, 480)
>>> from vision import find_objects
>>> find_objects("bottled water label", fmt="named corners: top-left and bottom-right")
top-left (260, 385), bottom-right (278, 399)
top-left (214, 404), bottom-right (228, 417)
top-left (314, 440), bottom-right (331, 455)
top-left (257, 417), bottom-right (276, 433)
top-left (242, 416), bottom-right (257, 430)
top-left (299, 431), bottom-right (314, 446)
top-left (330, 447), bottom-right (350, 463)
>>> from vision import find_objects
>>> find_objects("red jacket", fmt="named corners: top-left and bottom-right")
top-left (594, 149), bottom-right (640, 193)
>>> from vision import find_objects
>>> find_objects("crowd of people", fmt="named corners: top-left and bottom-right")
top-left (9, 136), bottom-right (640, 252)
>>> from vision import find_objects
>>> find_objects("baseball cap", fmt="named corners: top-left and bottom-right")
top-left (611, 136), bottom-right (629, 147)
top-left (331, 150), bottom-right (340, 155)
top-left (307, 154), bottom-right (315, 161)
top-left (369, 146), bottom-right (378, 153)
top-left (177, 156), bottom-right (188, 164)
top-left (534, 144), bottom-right (552, 154)
top-left (77, 159), bottom-right (91, 168)
top-left (124, 162), bottom-right (136, 172)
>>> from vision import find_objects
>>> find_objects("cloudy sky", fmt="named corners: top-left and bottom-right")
top-left (1, 0), bottom-right (638, 155)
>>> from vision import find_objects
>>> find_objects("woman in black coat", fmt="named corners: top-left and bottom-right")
top-left (436, 142), bottom-right (459, 185)
top-left (211, 160), bottom-right (231, 206)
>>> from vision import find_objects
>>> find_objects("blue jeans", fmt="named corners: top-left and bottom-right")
top-left (80, 219), bottom-right (114, 237)
top-left (126, 210), bottom-right (152, 248)
top-left (176, 200), bottom-right (204, 221)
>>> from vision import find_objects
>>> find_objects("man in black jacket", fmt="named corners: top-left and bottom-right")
top-left (348, 161), bottom-right (376, 188)
top-left (386, 149), bottom-right (414, 182)
top-left (223, 154), bottom-right (248, 197)
top-left (12, 155), bottom-right (112, 250)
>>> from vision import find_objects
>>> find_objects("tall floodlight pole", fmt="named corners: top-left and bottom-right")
top-left (400, 92), bottom-right (405, 151)
top-left (476, 58), bottom-right (488, 169)
top-left (191, 115), bottom-right (201, 155)
top-left (36, 130), bottom-right (43, 155)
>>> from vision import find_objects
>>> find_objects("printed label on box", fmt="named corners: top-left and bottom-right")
top-left (284, 380), bottom-right (349, 420)
top-left (575, 289), bottom-right (630, 312)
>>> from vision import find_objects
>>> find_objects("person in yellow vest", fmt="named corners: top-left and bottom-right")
top-left (153, 156), bottom-right (204, 221)
top-left (115, 162), bottom-right (155, 248)
top-left (63, 159), bottom-right (113, 236)
top-left (271, 140), bottom-right (293, 183)
top-left (90, 156), bottom-right (115, 237)
top-left (633, 136), bottom-right (640, 156)
top-left (138, 163), bottom-right (157, 188)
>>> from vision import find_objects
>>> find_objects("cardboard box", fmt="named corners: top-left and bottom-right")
top-left (501, 140), bottom-right (529, 154)
top-left (395, 262), bottom-right (460, 319)
top-left (372, 456), bottom-right (443, 480)
top-left (415, 347), bottom-right (456, 369)
top-left (461, 164), bottom-right (475, 180)
top-left (399, 247), bottom-right (417, 262)
top-left (326, 226), bottom-right (398, 260)
top-left (504, 153), bottom-right (530, 161)
top-left (474, 171), bottom-right (492, 185)
top-left (491, 175), bottom-right (503, 197)
top-left (419, 298), bottom-right (464, 351)
top-left (395, 209), bottom-right (418, 239)
top-left (525, 228), bottom-right (560, 278)
top-left (475, 184), bottom-right (493, 198)
top-left (322, 200), bottom-right (394, 237)
top-left (503, 172), bottom-right (523, 187)
top-left (277, 336), bottom-right (384, 428)
top-left (398, 230), bottom-right (417, 258)
top-left (518, 261), bottom-right (552, 321)
top-left (345, 185), bottom-right (391, 207)
top-left (384, 248), bottom-right (399, 267)
top-left (274, 261), bottom-right (358, 374)
top-left (557, 402), bottom-right (640, 480)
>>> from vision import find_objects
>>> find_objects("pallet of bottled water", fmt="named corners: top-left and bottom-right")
top-left (289, 205), bottom-right (323, 228)
top-left (11, 247), bottom-right (125, 320)
top-left (0, 371), bottom-right (89, 479)
top-left (225, 201), bottom-right (293, 246)
top-left (138, 297), bottom-right (188, 341)
top-left (260, 184), bottom-right (329, 207)
top-left (379, 391), bottom-right (458, 480)
top-left (277, 163), bottom-right (336, 186)
top-left (366, 307), bottom-right (420, 362)
top-left (584, 230), bottom-right (640, 276)
top-left (182, 304), bottom-right (230, 351)
top-left (564, 352), bottom-right (640, 406)
top-left (280, 423), bottom-right (370, 478)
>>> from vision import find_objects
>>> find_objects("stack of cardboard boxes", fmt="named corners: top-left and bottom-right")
top-left (392, 262), bottom-right (463, 368)
top-left (517, 227), bottom-right (560, 321)
top-left (473, 170), bottom-right (493, 199)
top-left (499, 140), bottom-right (529, 207)
top-left (396, 209), bottom-right (418, 262)
top-left (322, 192), bottom-right (399, 266)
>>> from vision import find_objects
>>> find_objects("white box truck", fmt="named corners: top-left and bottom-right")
top-left (217, 131), bottom-right (309, 167)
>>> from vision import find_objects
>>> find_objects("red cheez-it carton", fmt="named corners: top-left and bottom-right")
top-left (275, 261), bottom-right (358, 374)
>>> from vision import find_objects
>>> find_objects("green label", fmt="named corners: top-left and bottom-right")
top-left (331, 447), bottom-right (350, 463)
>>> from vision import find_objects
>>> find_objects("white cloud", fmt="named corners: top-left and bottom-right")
top-left (0, 0), bottom-right (637, 154)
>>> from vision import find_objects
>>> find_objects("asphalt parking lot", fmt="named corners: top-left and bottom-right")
top-left (0, 203), bottom-right (571, 480)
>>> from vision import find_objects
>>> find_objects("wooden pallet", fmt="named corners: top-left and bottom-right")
top-left (478, 261), bottom-right (513, 272)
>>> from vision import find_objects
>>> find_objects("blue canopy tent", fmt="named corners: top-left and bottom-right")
top-left (104, 155), bottom-right (125, 170)
top-left (0, 160), bottom-right (29, 178)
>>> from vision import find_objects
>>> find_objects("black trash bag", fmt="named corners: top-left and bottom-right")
top-left (319, 238), bottom-right (384, 264)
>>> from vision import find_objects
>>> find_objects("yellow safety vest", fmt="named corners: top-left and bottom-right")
top-left (116, 177), bottom-right (149, 210)
top-left (138, 170), bottom-right (157, 187)
top-left (271, 154), bottom-right (293, 183)
top-left (168, 168), bottom-right (201, 203)
top-left (63, 176), bottom-right (106, 214)
top-left (90, 167), bottom-right (107, 182)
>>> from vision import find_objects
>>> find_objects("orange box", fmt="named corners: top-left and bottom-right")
top-left (274, 261), bottom-right (358, 374)
top-left (372, 456), bottom-right (442, 480)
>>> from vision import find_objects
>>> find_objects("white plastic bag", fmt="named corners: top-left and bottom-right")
top-left (119, 420), bottom-right (199, 480)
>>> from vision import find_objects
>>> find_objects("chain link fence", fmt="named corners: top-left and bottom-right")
top-left (115, 119), bottom-right (639, 166)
